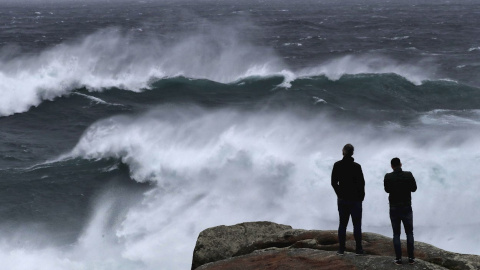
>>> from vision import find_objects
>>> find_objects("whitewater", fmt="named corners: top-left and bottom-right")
top-left (1, 1), bottom-right (480, 269)
top-left (0, 26), bottom-right (436, 117)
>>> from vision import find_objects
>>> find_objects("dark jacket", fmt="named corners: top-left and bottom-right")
top-left (331, 156), bottom-right (365, 202)
top-left (384, 168), bottom-right (417, 207)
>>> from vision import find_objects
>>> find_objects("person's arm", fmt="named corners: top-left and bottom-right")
top-left (331, 163), bottom-right (340, 197)
top-left (358, 165), bottom-right (365, 201)
top-left (409, 172), bottom-right (417, 192)
top-left (384, 174), bottom-right (392, 193)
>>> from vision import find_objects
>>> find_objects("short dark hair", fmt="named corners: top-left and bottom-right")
top-left (391, 157), bottom-right (401, 167)
top-left (342, 144), bottom-right (354, 156)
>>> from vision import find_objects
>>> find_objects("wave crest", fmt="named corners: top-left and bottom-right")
top-left (62, 105), bottom-right (480, 270)
top-left (296, 55), bottom-right (433, 85)
top-left (0, 26), bottom-right (284, 116)
top-left (1, 25), bottom-right (437, 117)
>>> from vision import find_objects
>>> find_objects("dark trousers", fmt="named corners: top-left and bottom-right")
top-left (389, 205), bottom-right (414, 259)
top-left (337, 199), bottom-right (363, 252)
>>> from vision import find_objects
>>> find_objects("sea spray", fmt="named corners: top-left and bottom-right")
top-left (0, 24), bottom-right (438, 117)
top-left (64, 106), bottom-right (480, 268)
top-left (2, 2), bottom-right (480, 269)
top-left (0, 25), bottom-right (283, 116)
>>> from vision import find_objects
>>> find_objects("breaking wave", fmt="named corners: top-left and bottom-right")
top-left (0, 26), bottom-right (436, 117)
top-left (55, 105), bottom-right (480, 269)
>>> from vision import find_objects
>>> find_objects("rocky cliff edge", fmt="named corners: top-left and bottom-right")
top-left (191, 221), bottom-right (480, 270)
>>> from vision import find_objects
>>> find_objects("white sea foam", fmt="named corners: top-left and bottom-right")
top-left (419, 109), bottom-right (480, 126)
top-left (283, 42), bottom-right (302, 46)
top-left (73, 92), bottom-right (123, 106)
top-left (1, 106), bottom-right (480, 269)
top-left (297, 55), bottom-right (433, 85)
top-left (312, 96), bottom-right (327, 104)
top-left (65, 107), bottom-right (480, 268)
top-left (388, 36), bottom-right (410, 40)
top-left (0, 26), bottom-right (438, 117)
top-left (0, 26), bottom-right (284, 117)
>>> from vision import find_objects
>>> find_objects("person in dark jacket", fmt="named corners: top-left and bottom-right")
top-left (331, 144), bottom-right (365, 255)
top-left (384, 157), bottom-right (417, 265)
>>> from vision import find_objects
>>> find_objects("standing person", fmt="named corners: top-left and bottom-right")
top-left (384, 157), bottom-right (417, 265)
top-left (331, 144), bottom-right (365, 256)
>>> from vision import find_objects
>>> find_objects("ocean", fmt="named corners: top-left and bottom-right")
top-left (1, 0), bottom-right (480, 269)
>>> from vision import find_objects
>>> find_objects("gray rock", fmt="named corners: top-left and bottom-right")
top-left (192, 221), bottom-right (480, 270)
top-left (191, 221), bottom-right (292, 269)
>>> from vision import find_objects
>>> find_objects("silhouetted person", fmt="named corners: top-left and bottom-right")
top-left (384, 157), bottom-right (417, 265)
top-left (331, 144), bottom-right (365, 255)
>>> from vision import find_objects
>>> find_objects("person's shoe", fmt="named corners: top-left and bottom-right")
top-left (393, 258), bottom-right (402, 265)
top-left (355, 249), bottom-right (365, 256)
top-left (408, 258), bottom-right (416, 264)
top-left (336, 250), bottom-right (345, 256)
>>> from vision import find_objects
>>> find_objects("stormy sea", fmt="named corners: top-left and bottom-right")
top-left (1, 0), bottom-right (479, 269)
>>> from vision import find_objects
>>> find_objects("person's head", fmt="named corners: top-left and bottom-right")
top-left (391, 157), bottom-right (402, 169)
top-left (342, 144), bottom-right (354, 157)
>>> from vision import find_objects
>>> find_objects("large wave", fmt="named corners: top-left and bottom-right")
top-left (0, 25), bottom-right (435, 117)
top-left (0, 25), bottom-right (283, 116)
top-left (54, 106), bottom-right (480, 269)
top-left (1, 21), bottom-right (474, 270)
top-left (1, 105), bottom-right (479, 269)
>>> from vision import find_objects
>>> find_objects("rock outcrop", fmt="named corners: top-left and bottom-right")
top-left (191, 221), bottom-right (480, 270)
